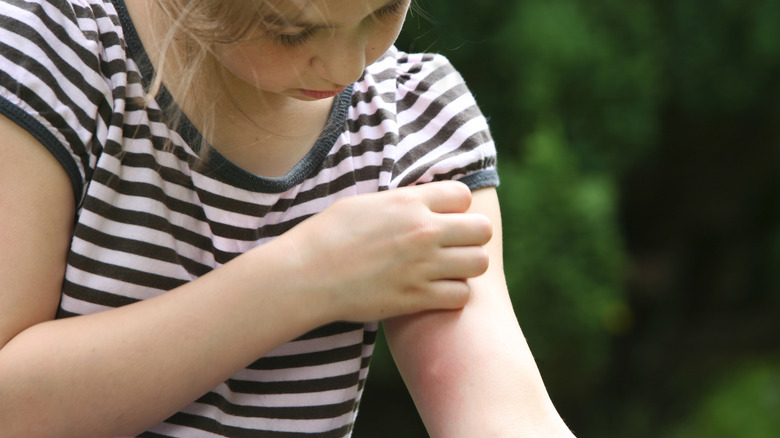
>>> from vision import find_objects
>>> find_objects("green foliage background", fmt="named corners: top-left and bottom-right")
top-left (356, 0), bottom-right (780, 436)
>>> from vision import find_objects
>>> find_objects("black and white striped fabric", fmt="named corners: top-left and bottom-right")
top-left (0, 0), bottom-right (498, 436)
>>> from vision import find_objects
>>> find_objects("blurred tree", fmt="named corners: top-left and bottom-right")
top-left (496, 0), bottom-right (661, 173)
top-left (670, 360), bottom-right (780, 438)
top-left (497, 122), bottom-right (627, 410)
top-left (614, 0), bottom-right (780, 436)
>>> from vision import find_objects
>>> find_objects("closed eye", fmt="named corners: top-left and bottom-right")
top-left (271, 27), bottom-right (317, 47)
top-left (374, 0), bottom-right (409, 18)
top-left (267, 0), bottom-right (409, 48)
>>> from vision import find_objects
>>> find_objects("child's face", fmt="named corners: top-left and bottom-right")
top-left (214, 0), bottom-right (410, 101)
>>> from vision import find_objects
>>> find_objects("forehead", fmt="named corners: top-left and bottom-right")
top-left (259, 0), bottom-right (391, 26)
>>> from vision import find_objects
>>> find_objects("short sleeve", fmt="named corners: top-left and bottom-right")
top-left (389, 51), bottom-right (499, 190)
top-left (0, 0), bottom-right (121, 204)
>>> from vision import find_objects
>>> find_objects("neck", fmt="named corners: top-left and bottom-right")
top-left (124, 0), bottom-right (336, 177)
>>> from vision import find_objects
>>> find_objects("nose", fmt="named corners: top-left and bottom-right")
top-left (311, 33), bottom-right (368, 86)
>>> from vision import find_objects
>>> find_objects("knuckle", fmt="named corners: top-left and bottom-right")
top-left (391, 186), bottom-right (422, 206)
top-left (397, 217), bottom-right (440, 247)
top-left (410, 219), bottom-right (439, 242)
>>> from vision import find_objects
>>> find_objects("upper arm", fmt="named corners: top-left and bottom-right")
top-left (384, 187), bottom-right (573, 437)
top-left (0, 114), bottom-right (75, 348)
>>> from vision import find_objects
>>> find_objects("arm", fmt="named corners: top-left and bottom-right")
top-left (0, 115), bottom-right (336, 436)
top-left (0, 115), bottom-right (491, 437)
top-left (384, 187), bottom-right (576, 437)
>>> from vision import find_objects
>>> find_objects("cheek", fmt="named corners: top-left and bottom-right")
top-left (367, 21), bottom-right (405, 64)
top-left (216, 45), bottom-right (305, 87)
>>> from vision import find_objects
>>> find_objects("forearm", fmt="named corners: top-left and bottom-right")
top-left (0, 238), bottom-right (328, 438)
top-left (385, 188), bottom-right (575, 437)
top-left (386, 296), bottom-right (572, 437)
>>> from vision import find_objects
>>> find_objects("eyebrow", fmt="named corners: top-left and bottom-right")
top-left (262, 0), bottom-right (405, 28)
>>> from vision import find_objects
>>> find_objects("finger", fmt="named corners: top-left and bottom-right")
top-left (430, 246), bottom-right (490, 281)
top-left (406, 180), bottom-right (473, 214)
top-left (410, 279), bottom-right (472, 312)
top-left (434, 212), bottom-right (493, 247)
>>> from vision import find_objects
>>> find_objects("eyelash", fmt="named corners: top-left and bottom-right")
top-left (273, 28), bottom-right (316, 48)
top-left (271, 0), bottom-right (408, 48)
top-left (374, 0), bottom-right (408, 18)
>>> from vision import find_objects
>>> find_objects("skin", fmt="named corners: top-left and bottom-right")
top-left (0, 0), bottom-right (575, 436)
top-left (211, 0), bottom-right (408, 102)
top-left (386, 190), bottom-right (575, 436)
top-left (133, 0), bottom-right (410, 176)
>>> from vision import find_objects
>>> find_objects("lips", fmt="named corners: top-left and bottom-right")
top-left (299, 88), bottom-right (345, 99)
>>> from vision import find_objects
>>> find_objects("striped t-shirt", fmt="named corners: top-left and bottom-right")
top-left (0, 0), bottom-right (499, 436)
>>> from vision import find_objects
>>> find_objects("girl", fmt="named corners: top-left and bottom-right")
top-left (0, 0), bottom-right (574, 436)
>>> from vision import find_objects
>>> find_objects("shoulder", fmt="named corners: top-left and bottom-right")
top-left (0, 0), bottom-right (127, 93)
top-left (0, 0), bottom-right (126, 73)
top-left (359, 46), bottom-right (464, 100)
top-left (362, 46), bottom-right (459, 82)
top-left (0, 0), bottom-right (130, 204)
top-left (351, 47), bottom-right (498, 190)
top-left (0, 0), bottom-right (120, 40)
top-left (358, 46), bottom-right (484, 124)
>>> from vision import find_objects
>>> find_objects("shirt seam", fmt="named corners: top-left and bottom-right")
top-left (0, 95), bottom-right (83, 204)
top-left (110, 0), bottom-right (351, 194)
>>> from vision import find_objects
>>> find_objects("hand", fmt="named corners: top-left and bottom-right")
top-left (282, 181), bottom-right (492, 322)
